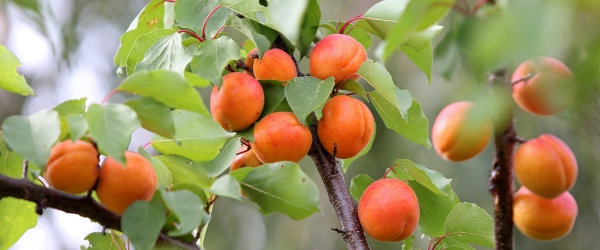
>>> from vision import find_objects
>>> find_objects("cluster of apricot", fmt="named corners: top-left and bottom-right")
top-left (431, 57), bottom-right (578, 241)
top-left (44, 140), bottom-right (157, 215)
top-left (212, 34), bottom-right (374, 172)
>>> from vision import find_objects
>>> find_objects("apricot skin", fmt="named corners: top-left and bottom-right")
top-left (431, 101), bottom-right (492, 162)
top-left (253, 48), bottom-right (297, 83)
top-left (245, 48), bottom-right (258, 71)
top-left (309, 34), bottom-right (367, 84)
top-left (230, 144), bottom-right (263, 172)
top-left (96, 152), bottom-right (157, 215)
top-left (210, 72), bottom-right (265, 131)
top-left (512, 57), bottom-right (575, 115)
top-left (317, 95), bottom-right (374, 159)
top-left (252, 112), bottom-right (312, 163)
top-left (514, 134), bottom-right (577, 199)
top-left (44, 140), bottom-right (99, 194)
top-left (358, 178), bottom-right (420, 242)
top-left (513, 187), bottom-right (577, 241)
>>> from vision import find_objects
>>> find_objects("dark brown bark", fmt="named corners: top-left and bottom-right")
top-left (307, 114), bottom-right (371, 250)
top-left (0, 175), bottom-right (199, 250)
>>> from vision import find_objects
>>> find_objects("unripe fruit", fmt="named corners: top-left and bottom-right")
top-left (253, 48), bottom-right (297, 83)
top-left (210, 72), bottom-right (265, 131)
top-left (317, 95), bottom-right (374, 159)
top-left (44, 140), bottom-right (99, 194)
top-left (432, 101), bottom-right (492, 162)
top-left (514, 134), bottom-right (577, 199)
top-left (512, 57), bottom-right (575, 115)
top-left (310, 34), bottom-right (367, 85)
top-left (358, 178), bottom-right (420, 242)
top-left (96, 152), bottom-right (157, 215)
top-left (230, 144), bottom-right (263, 172)
top-left (253, 112), bottom-right (312, 163)
top-left (513, 187), bottom-right (577, 241)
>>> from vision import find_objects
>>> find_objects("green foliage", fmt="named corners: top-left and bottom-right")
top-left (0, 45), bottom-right (34, 96)
top-left (159, 189), bottom-right (205, 237)
top-left (285, 76), bottom-right (335, 125)
top-left (200, 136), bottom-right (240, 177)
top-left (138, 147), bottom-right (173, 188)
top-left (190, 36), bottom-right (240, 87)
top-left (87, 104), bottom-right (140, 164)
top-left (0, 198), bottom-right (38, 250)
top-left (122, 194), bottom-right (167, 250)
top-left (156, 155), bottom-right (212, 189)
top-left (81, 231), bottom-right (126, 250)
top-left (125, 97), bottom-right (176, 139)
top-left (208, 174), bottom-right (243, 202)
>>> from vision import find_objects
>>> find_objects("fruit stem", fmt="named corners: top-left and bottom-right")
top-left (101, 89), bottom-right (119, 105)
top-left (510, 73), bottom-right (536, 86)
top-left (202, 5), bottom-right (222, 39)
top-left (339, 15), bottom-right (364, 35)
top-left (178, 29), bottom-right (205, 43)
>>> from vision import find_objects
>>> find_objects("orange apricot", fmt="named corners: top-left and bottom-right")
top-left (252, 112), bottom-right (312, 163)
top-left (513, 186), bottom-right (578, 241)
top-left (253, 48), bottom-right (297, 83)
top-left (431, 101), bottom-right (492, 162)
top-left (317, 95), bottom-right (374, 159)
top-left (358, 178), bottom-right (420, 242)
top-left (44, 140), bottom-right (99, 194)
top-left (230, 144), bottom-right (263, 172)
top-left (245, 48), bottom-right (258, 71)
top-left (309, 34), bottom-right (367, 85)
top-left (512, 57), bottom-right (575, 115)
top-left (96, 151), bottom-right (157, 215)
top-left (210, 72), bottom-right (265, 131)
top-left (514, 134), bottom-right (577, 199)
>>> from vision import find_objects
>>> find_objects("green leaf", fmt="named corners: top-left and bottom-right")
top-left (159, 189), bottom-right (205, 237)
top-left (53, 98), bottom-right (87, 140)
top-left (66, 115), bottom-right (88, 142)
top-left (190, 36), bottom-right (240, 87)
top-left (171, 183), bottom-right (209, 204)
top-left (138, 147), bottom-right (173, 188)
top-left (226, 16), bottom-right (271, 58)
top-left (399, 26), bottom-right (442, 84)
top-left (434, 20), bottom-right (461, 81)
top-left (174, 0), bottom-right (232, 38)
top-left (357, 60), bottom-right (401, 111)
top-left (0, 198), bottom-right (38, 250)
top-left (0, 139), bottom-right (24, 178)
top-left (126, 29), bottom-right (177, 76)
top-left (409, 182), bottom-right (459, 237)
top-left (117, 69), bottom-right (208, 116)
top-left (208, 174), bottom-right (242, 202)
top-left (125, 97), bottom-right (176, 139)
top-left (184, 71), bottom-right (211, 88)
top-left (284, 76), bottom-right (335, 125)
top-left (402, 235), bottom-right (415, 250)
top-left (0, 45), bottom-right (34, 96)
top-left (368, 90), bottom-right (431, 148)
top-left (135, 33), bottom-right (192, 73)
top-left (241, 162), bottom-right (320, 220)
top-left (297, 0), bottom-right (321, 57)
top-left (1, 109), bottom-right (60, 167)
top-left (339, 79), bottom-right (368, 101)
top-left (200, 136), bottom-right (240, 177)
top-left (82, 232), bottom-right (126, 250)
top-left (321, 22), bottom-right (372, 52)
top-left (442, 203), bottom-right (494, 248)
top-left (155, 155), bottom-right (212, 189)
top-left (259, 81), bottom-right (286, 119)
top-left (86, 104), bottom-right (140, 164)
top-left (342, 121), bottom-right (376, 172)
top-left (151, 110), bottom-right (235, 162)
top-left (392, 159), bottom-right (453, 198)
top-left (349, 174), bottom-right (375, 202)
top-left (438, 237), bottom-right (475, 250)
top-left (355, 0), bottom-right (408, 39)
top-left (122, 194), bottom-right (167, 250)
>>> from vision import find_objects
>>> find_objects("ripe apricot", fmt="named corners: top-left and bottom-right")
top-left (44, 140), bottom-right (99, 194)
top-left (431, 101), bottom-right (492, 162)
top-left (230, 144), bottom-right (263, 172)
top-left (358, 178), bottom-right (420, 242)
top-left (252, 112), bottom-right (312, 163)
top-left (513, 186), bottom-right (577, 241)
top-left (309, 34), bottom-right (367, 85)
top-left (245, 48), bottom-right (258, 71)
top-left (253, 48), bottom-right (297, 83)
top-left (512, 57), bottom-right (575, 115)
top-left (96, 151), bottom-right (157, 215)
top-left (317, 95), bottom-right (374, 159)
top-left (210, 72), bottom-right (265, 131)
top-left (514, 134), bottom-right (577, 199)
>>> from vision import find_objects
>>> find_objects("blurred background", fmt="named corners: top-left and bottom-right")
top-left (1, 0), bottom-right (598, 249)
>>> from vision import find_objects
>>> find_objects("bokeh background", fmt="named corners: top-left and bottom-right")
top-left (1, 0), bottom-right (598, 249)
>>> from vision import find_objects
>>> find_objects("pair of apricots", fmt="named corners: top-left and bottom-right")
top-left (212, 34), bottom-right (374, 169)
top-left (44, 140), bottom-right (157, 215)
top-left (431, 57), bottom-right (578, 241)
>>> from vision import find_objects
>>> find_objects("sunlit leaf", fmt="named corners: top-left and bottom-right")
top-left (126, 29), bottom-right (177, 76)
top-left (155, 155), bottom-right (211, 189)
top-left (190, 36), bottom-right (240, 87)
top-left (200, 136), bottom-right (240, 177)
top-left (409, 182), bottom-right (459, 237)
top-left (208, 174), bottom-right (242, 202)
top-left (81, 231), bottom-right (126, 250)
top-left (174, 0), bottom-right (232, 38)
top-left (0, 45), bottom-right (34, 96)
top-left (125, 97), bottom-right (176, 139)
top-left (442, 203), bottom-right (494, 248)
top-left (135, 32), bottom-right (192, 73)
top-left (285, 77), bottom-right (335, 125)
top-left (87, 104), bottom-right (140, 164)
top-left (0, 198), bottom-right (38, 250)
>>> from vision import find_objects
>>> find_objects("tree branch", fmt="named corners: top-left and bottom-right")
top-left (307, 114), bottom-right (371, 250)
top-left (0, 175), bottom-right (199, 250)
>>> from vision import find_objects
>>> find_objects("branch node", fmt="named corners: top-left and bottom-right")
top-left (331, 228), bottom-right (347, 235)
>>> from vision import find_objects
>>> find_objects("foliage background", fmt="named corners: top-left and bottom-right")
top-left (1, 0), bottom-right (598, 249)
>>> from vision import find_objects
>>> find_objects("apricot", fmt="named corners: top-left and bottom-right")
top-left (245, 48), bottom-right (258, 71)
top-left (317, 95), bottom-right (374, 159)
top-left (514, 134), bottom-right (577, 199)
top-left (513, 186), bottom-right (577, 241)
top-left (512, 57), bottom-right (575, 115)
top-left (309, 34), bottom-right (367, 85)
top-left (431, 101), bottom-right (492, 162)
top-left (210, 72), bottom-right (265, 131)
top-left (252, 112), bottom-right (312, 163)
top-left (358, 178), bottom-right (420, 242)
top-left (253, 48), bottom-right (297, 83)
top-left (44, 140), bottom-right (99, 194)
top-left (230, 144), bottom-right (263, 172)
top-left (96, 151), bottom-right (157, 215)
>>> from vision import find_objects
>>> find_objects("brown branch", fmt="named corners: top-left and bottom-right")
top-left (307, 113), bottom-right (371, 250)
top-left (0, 175), bottom-right (199, 250)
